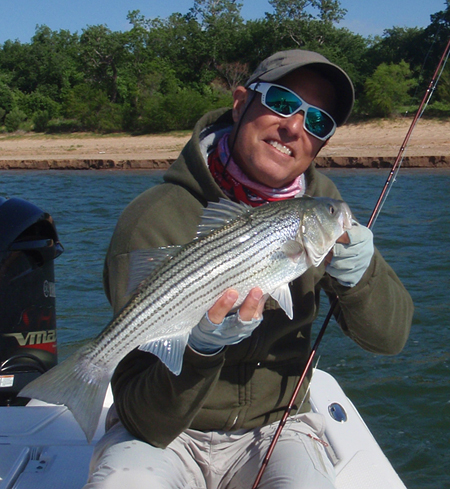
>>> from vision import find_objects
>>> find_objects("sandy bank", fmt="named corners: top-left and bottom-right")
top-left (1, 118), bottom-right (449, 170)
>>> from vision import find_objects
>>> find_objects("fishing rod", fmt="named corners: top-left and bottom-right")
top-left (251, 35), bottom-right (450, 489)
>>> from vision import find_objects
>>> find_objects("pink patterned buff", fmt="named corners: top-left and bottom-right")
top-left (208, 133), bottom-right (305, 207)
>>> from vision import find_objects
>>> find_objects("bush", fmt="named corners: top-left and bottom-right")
top-left (33, 110), bottom-right (51, 132)
top-left (362, 61), bottom-right (417, 117)
top-left (19, 92), bottom-right (60, 120)
top-left (4, 108), bottom-right (27, 132)
top-left (0, 82), bottom-right (14, 114)
top-left (422, 101), bottom-right (450, 118)
top-left (64, 84), bottom-right (124, 132)
top-left (137, 87), bottom-right (233, 133)
top-left (46, 118), bottom-right (83, 133)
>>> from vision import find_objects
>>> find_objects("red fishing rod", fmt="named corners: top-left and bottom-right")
top-left (252, 35), bottom-right (450, 489)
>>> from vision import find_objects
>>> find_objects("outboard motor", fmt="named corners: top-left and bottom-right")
top-left (0, 197), bottom-right (63, 405)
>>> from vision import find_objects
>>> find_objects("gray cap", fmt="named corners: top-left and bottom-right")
top-left (245, 49), bottom-right (354, 126)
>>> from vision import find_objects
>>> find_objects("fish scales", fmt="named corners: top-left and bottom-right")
top-left (19, 197), bottom-right (353, 442)
top-left (91, 209), bottom-right (289, 367)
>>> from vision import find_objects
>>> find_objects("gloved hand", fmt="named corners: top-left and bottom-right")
top-left (326, 221), bottom-right (374, 287)
top-left (188, 311), bottom-right (263, 354)
top-left (189, 288), bottom-right (265, 354)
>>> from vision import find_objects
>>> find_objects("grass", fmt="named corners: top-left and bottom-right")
top-left (0, 129), bottom-right (192, 142)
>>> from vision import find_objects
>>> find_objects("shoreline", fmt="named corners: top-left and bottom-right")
top-left (0, 155), bottom-right (449, 170)
top-left (1, 118), bottom-right (450, 169)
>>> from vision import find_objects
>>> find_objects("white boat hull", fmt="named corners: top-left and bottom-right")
top-left (0, 369), bottom-right (406, 488)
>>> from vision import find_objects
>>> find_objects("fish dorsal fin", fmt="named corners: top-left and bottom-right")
top-left (138, 332), bottom-right (190, 376)
top-left (281, 239), bottom-right (304, 263)
top-left (127, 246), bottom-right (182, 296)
top-left (197, 199), bottom-right (251, 238)
top-left (270, 283), bottom-right (294, 320)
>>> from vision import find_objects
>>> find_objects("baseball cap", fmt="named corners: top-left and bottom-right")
top-left (245, 50), bottom-right (354, 126)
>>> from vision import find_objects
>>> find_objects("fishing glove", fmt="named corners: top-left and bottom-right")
top-left (188, 312), bottom-right (262, 354)
top-left (326, 221), bottom-right (374, 287)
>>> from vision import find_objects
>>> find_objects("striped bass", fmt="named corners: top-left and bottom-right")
top-left (20, 197), bottom-right (352, 442)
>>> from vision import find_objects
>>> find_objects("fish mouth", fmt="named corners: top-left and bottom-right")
top-left (267, 140), bottom-right (293, 156)
top-left (340, 203), bottom-right (353, 231)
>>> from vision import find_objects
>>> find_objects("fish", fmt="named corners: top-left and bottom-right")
top-left (19, 196), bottom-right (352, 442)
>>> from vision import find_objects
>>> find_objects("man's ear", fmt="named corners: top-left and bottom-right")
top-left (232, 86), bottom-right (249, 123)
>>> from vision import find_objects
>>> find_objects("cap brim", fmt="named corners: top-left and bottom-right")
top-left (245, 52), bottom-right (354, 126)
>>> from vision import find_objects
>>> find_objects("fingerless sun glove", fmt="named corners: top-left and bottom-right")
top-left (188, 312), bottom-right (262, 354)
top-left (326, 221), bottom-right (374, 287)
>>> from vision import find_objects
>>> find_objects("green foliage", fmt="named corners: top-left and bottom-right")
top-left (424, 100), bottom-right (450, 118)
top-left (64, 84), bottom-right (124, 132)
top-left (4, 107), bottom-right (27, 132)
top-left (365, 27), bottom-right (423, 69)
top-left (137, 86), bottom-right (232, 133)
top-left (0, 80), bottom-right (14, 115)
top-left (46, 118), bottom-right (82, 133)
top-left (18, 91), bottom-right (60, 119)
top-left (362, 61), bottom-right (417, 117)
top-left (33, 110), bottom-right (51, 132)
top-left (435, 67), bottom-right (450, 103)
top-left (0, 1), bottom-right (449, 133)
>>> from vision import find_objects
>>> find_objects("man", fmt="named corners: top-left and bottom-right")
top-left (85, 50), bottom-right (413, 488)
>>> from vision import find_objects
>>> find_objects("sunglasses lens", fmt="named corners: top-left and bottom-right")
top-left (305, 108), bottom-right (335, 139)
top-left (265, 86), bottom-right (301, 116)
top-left (264, 85), bottom-right (334, 139)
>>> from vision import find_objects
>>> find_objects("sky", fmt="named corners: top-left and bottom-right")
top-left (0, 0), bottom-right (447, 45)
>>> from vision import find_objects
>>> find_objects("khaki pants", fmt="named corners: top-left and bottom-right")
top-left (85, 411), bottom-right (335, 489)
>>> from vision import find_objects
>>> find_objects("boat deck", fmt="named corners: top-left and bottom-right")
top-left (0, 370), bottom-right (406, 489)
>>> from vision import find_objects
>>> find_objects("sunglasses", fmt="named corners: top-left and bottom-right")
top-left (248, 82), bottom-right (337, 141)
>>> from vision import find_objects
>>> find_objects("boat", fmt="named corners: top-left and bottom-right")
top-left (0, 369), bottom-right (406, 488)
top-left (0, 197), bottom-right (407, 488)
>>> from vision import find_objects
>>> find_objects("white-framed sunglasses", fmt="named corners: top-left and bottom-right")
top-left (248, 82), bottom-right (337, 141)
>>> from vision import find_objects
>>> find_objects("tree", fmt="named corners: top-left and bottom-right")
top-left (189, 0), bottom-right (245, 67)
top-left (144, 13), bottom-right (211, 87)
top-left (414, 1), bottom-right (450, 102)
top-left (191, 0), bottom-right (243, 27)
top-left (362, 61), bottom-right (417, 117)
top-left (215, 62), bottom-right (250, 90)
top-left (0, 27), bottom-right (80, 99)
top-left (0, 77), bottom-right (14, 120)
top-left (365, 26), bottom-right (423, 74)
top-left (64, 84), bottom-right (123, 132)
top-left (316, 0), bottom-right (347, 23)
top-left (79, 25), bottom-right (128, 103)
top-left (266, 0), bottom-right (346, 47)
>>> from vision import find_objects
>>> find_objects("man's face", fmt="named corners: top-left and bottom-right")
top-left (229, 68), bottom-right (336, 188)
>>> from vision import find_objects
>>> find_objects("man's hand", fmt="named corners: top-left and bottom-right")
top-left (325, 221), bottom-right (374, 287)
top-left (208, 287), bottom-right (265, 324)
top-left (188, 288), bottom-right (267, 354)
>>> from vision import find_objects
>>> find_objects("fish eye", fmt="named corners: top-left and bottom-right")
top-left (328, 205), bottom-right (335, 215)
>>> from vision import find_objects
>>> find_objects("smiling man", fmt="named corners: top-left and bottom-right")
top-left (230, 69), bottom-right (337, 188)
top-left (85, 50), bottom-right (413, 489)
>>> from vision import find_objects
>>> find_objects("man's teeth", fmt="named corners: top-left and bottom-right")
top-left (269, 140), bottom-right (292, 156)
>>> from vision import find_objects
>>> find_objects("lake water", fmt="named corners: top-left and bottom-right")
top-left (1, 168), bottom-right (449, 489)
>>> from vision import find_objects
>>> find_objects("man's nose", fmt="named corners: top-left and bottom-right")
top-left (278, 111), bottom-right (305, 137)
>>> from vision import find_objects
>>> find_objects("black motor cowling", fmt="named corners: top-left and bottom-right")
top-left (0, 197), bottom-right (63, 405)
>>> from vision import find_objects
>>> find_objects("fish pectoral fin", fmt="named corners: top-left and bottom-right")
top-left (270, 283), bottom-right (294, 320)
top-left (127, 247), bottom-right (182, 295)
top-left (281, 239), bottom-right (304, 263)
top-left (138, 332), bottom-right (190, 376)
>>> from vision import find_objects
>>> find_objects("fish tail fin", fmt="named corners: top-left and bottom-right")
top-left (19, 347), bottom-right (111, 443)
